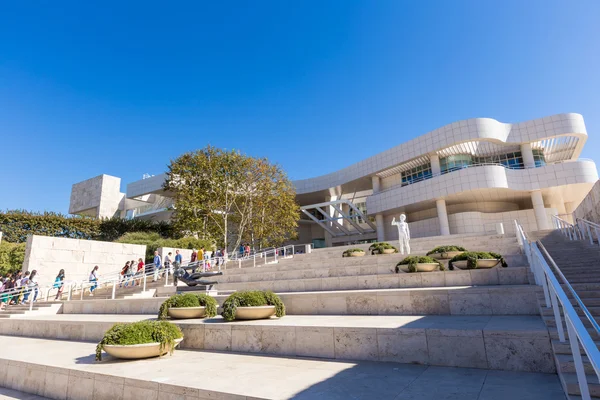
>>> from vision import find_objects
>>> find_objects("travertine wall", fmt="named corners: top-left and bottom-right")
top-left (573, 180), bottom-right (600, 224)
top-left (69, 174), bottom-right (124, 218)
top-left (22, 235), bottom-right (146, 287)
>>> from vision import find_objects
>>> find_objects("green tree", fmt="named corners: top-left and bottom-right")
top-left (0, 241), bottom-right (26, 276)
top-left (164, 146), bottom-right (299, 251)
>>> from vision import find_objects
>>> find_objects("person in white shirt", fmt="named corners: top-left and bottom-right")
top-left (89, 266), bottom-right (99, 296)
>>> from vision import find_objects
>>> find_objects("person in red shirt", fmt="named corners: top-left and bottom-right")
top-left (191, 249), bottom-right (198, 263)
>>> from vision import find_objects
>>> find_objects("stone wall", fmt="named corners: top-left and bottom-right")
top-left (573, 180), bottom-right (600, 224)
top-left (69, 174), bottom-right (124, 218)
top-left (22, 235), bottom-right (146, 287)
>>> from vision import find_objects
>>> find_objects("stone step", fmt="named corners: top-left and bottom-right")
top-left (541, 305), bottom-right (600, 318)
top-left (561, 371), bottom-right (600, 397)
top-left (216, 267), bottom-right (529, 293)
top-left (0, 387), bottom-right (50, 400)
top-left (0, 335), bottom-right (566, 400)
top-left (62, 285), bottom-right (539, 317)
top-left (0, 314), bottom-right (555, 372)
top-left (555, 353), bottom-right (596, 375)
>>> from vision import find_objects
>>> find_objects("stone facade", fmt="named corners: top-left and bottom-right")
top-left (69, 174), bottom-right (124, 218)
top-left (22, 235), bottom-right (146, 286)
top-left (573, 179), bottom-right (600, 224)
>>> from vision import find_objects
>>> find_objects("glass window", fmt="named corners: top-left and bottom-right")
top-left (532, 150), bottom-right (546, 167)
top-left (440, 154), bottom-right (473, 174)
top-left (401, 163), bottom-right (432, 186)
top-left (349, 202), bottom-right (368, 224)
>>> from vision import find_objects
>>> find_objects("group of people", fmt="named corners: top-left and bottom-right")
top-left (239, 244), bottom-right (252, 258)
top-left (0, 269), bottom-right (67, 310)
top-left (119, 258), bottom-right (145, 287)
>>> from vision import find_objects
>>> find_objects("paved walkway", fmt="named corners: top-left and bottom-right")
top-left (0, 388), bottom-right (49, 400)
top-left (0, 335), bottom-right (565, 400)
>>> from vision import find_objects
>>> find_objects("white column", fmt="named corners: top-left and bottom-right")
top-left (375, 214), bottom-right (384, 242)
top-left (430, 154), bottom-right (441, 175)
top-left (436, 199), bottom-right (450, 236)
top-left (521, 143), bottom-right (535, 168)
top-left (565, 202), bottom-right (575, 224)
top-left (371, 176), bottom-right (381, 194)
top-left (531, 190), bottom-right (550, 230)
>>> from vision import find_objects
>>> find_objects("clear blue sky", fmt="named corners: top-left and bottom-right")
top-left (1, 1), bottom-right (599, 214)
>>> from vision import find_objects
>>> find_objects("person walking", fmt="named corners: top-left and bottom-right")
top-left (190, 249), bottom-right (197, 263)
top-left (54, 269), bottom-right (65, 300)
top-left (153, 251), bottom-right (162, 282)
top-left (135, 258), bottom-right (145, 286)
top-left (22, 270), bottom-right (39, 303)
top-left (89, 266), bottom-right (99, 296)
top-left (164, 252), bottom-right (173, 279)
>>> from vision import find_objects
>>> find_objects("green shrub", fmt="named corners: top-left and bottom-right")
top-left (158, 293), bottom-right (218, 320)
top-left (95, 320), bottom-right (183, 361)
top-left (0, 241), bottom-right (26, 276)
top-left (395, 256), bottom-right (444, 273)
top-left (116, 232), bottom-right (214, 262)
top-left (426, 245), bottom-right (467, 256)
top-left (368, 242), bottom-right (398, 255)
top-left (448, 251), bottom-right (507, 270)
top-left (221, 290), bottom-right (285, 321)
top-left (342, 248), bottom-right (365, 257)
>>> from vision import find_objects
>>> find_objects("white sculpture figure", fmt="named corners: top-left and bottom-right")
top-left (391, 214), bottom-right (411, 255)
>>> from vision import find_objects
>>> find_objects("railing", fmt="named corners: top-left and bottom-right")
top-left (0, 244), bottom-right (304, 313)
top-left (514, 219), bottom-right (600, 400)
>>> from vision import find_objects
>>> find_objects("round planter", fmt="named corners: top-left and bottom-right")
top-left (234, 305), bottom-right (276, 320)
top-left (347, 251), bottom-right (365, 257)
top-left (453, 259), bottom-right (501, 270)
top-left (103, 338), bottom-right (183, 360)
top-left (398, 263), bottom-right (440, 273)
top-left (382, 248), bottom-right (397, 254)
top-left (167, 306), bottom-right (206, 319)
top-left (430, 251), bottom-right (464, 260)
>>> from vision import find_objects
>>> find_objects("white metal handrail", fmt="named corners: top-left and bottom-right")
top-left (515, 219), bottom-right (600, 400)
top-left (551, 215), bottom-right (583, 241)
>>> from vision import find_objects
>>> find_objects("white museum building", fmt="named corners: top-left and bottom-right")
top-left (69, 113), bottom-right (598, 248)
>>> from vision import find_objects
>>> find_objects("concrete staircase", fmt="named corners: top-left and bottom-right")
top-left (528, 229), bottom-right (600, 399)
top-left (0, 232), bottom-right (567, 399)
top-left (0, 302), bottom-right (62, 319)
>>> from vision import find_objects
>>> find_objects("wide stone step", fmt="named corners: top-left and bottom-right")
top-left (561, 371), bottom-right (600, 397)
top-left (216, 267), bottom-right (529, 292)
top-left (0, 314), bottom-right (555, 372)
top-left (555, 353), bottom-right (596, 375)
top-left (0, 335), bottom-right (566, 400)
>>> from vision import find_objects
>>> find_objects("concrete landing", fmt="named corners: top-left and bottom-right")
top-left (0, 335), bottom-right (566, 400)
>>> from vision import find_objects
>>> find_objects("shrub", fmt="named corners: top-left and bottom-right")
top-left (95, 320), bottom-right (183, 361)
top-left (368, 242), bottom-right (398, 255)
top-left (0, 241), bottom-right (26, 276)
top-left (426, 245), bottom-right (467, 257)
top-left (395, 256), bottom-right (444, 273)
top-left (448, 251), bottom-right (507, 270)
top-left (158, 293), bottom-right (218, 320)
top-left (221, 290), bottom-right (285, 321)
top-left (115, 232), bottom-right (214, 262)
top-left (342, 248), bottom-right (365, 257)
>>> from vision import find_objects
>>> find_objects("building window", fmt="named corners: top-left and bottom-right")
top-left (401, 163), bottom-right (432, 186)
top-left (349, 202), bottom-right (368, 224)
top-left (440, 155), bottom-right (473, 174)
top-left (532, 150), bottom-right (546, 167)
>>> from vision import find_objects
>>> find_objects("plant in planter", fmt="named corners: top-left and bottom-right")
top-left (448, 251), bottom-right (508, 270)
top-left (96, 320), bottom-right (183, 361)
top-left (395, 256), bottom-right (444, 273)
top-left (158, 293), bottom-right (218, 320)
top-left (221, 290), bottom-right (285, 321)
top-left (368, 242), bottom-right (398, 255)
top-left (342, 248), bottom-right (365, 257)
top-left (426, 245), bottom-right (467, 259)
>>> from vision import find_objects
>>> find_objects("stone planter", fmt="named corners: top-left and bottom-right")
top-left (453, 259), bottom-right (501, 270)
top-left (349, 251), bottom-right (365, 257)
top-left (398, 263), bottom-right (440, 273)
top-left (103, 338), bottom-right (183, 360)
top-left (234, 305), bottom-right (276, 320)
top-left (430, 251), bottom-right (464, 260)
top-left (167, 306), bottom-right (206, 319)
top-left (382, 248), bottom-right (396, 254)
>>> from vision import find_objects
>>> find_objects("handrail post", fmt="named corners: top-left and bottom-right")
top-left (164, 267), bottom-right (170, 286)
top-left (80, 282), bottom-right (84, 300)
top-left (67, 283), bottom-right (72, 301)
top-left (29, 290), bottom-right (34, 311)
top-left (587, 224), bottom-right (593, 245)
top-left (549, 285), bottom-right (566, 342)
top-left (566, 314), bottom-right (591, 400)
top-left (253, 254), bottom-right (256, 268)
top-left (111, 280), bottom-right (116, 300)
top-left (595, 227), bottom-right (600, 246)
top-left (45, 288), bottom-right (50, 302)
top-left (275, 248), bottom-right (278, 263)
top-left (143, 273), bottom-right (147, 292)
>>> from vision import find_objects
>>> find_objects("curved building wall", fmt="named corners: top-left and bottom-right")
top-left (295, 113), bottom-right (587, 195)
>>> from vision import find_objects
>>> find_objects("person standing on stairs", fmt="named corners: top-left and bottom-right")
top-left (153, 251), bottom-right (162, 282)
top-left (54, 269), bottom-right (65, 300)
top-left (89, 266), bottom-right (99, 296)
top-left (22, 270), bottom-right (39, 303)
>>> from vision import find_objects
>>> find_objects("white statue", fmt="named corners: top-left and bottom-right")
top-left (391, 214), bottom-right (411, 255)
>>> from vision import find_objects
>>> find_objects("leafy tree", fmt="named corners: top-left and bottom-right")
top-left (164, 146), bottom-right (299, 251)
top-left (0, 241), bottom-right (26, 276)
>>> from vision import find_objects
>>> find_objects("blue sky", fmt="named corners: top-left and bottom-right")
top-left (1, 1), bottom-right (599, 214)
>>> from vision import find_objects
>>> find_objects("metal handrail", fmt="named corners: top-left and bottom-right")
top-left (515, 219), bottom-right (600, 399)
top-left (551, 215), bottom-right (582, 241)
